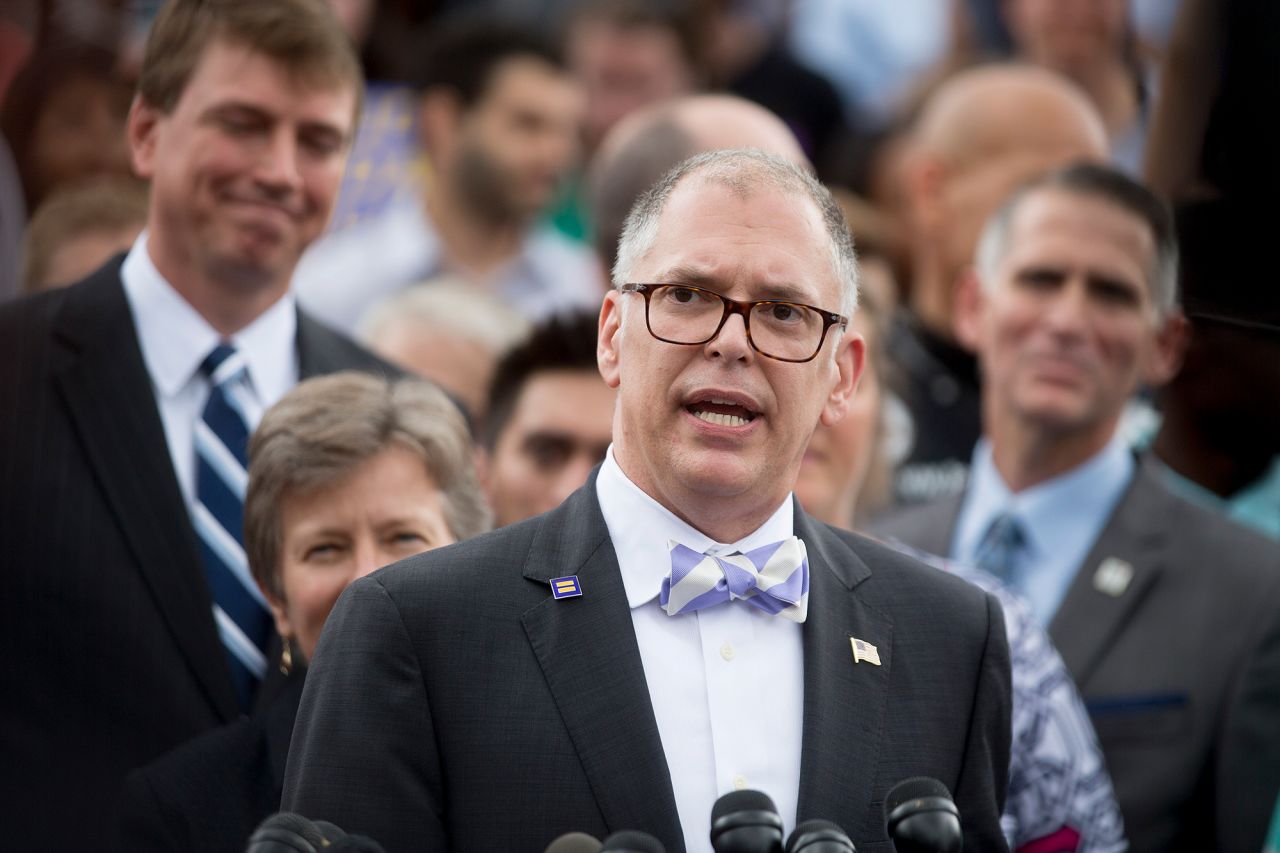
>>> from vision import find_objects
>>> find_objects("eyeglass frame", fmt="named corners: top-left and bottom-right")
top-left (618, 282), bottom-right (850, 363)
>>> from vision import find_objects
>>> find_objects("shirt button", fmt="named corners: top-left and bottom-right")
top-left (720, 643), bottom-right (735, 661)
top-left (733, 774), bottom-right (748, 790)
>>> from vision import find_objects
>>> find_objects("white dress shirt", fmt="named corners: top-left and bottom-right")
top-left (120, 233), bottom-right (299, 512)
top-left (596, 448), bottom-right (804, 853)
top-left (951, 434), bottom-right (1135, 624)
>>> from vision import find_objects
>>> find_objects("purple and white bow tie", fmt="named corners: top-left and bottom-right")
top-left (660, 537), bottom-right (809, 623)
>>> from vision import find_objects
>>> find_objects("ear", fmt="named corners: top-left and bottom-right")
top-left (901, 147), bottom-right (948, 232)
top-left (1141, 308), bottom-right (1190, 386)
top-left (597, 289), bottom-right (624, 389)
top-left (127, 95), bottom-right (162, 180)
top-left (819, 331), bottom-right (865, 428)
top-left (953, 267), bottom-right (986, 352)
top-left (417, 89), bottom-right (462, 159)
top-left (260, 582), bottom-right (293, 644)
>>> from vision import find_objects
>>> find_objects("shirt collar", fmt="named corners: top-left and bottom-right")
top-left (122, 231), bottom-right (298, 401)
top-left (965, 433), bottom-right (1135, 561)
top-left (596, 446), bottom-right (795, 609)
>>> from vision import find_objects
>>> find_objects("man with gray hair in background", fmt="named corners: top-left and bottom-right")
top-left (284, 148), bottom-right (1012, 852)
top-left (874, 162), bottom-right (1280, 853)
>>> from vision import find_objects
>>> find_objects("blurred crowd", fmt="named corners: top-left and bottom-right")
top-left (1, 0), bottom-right (1278, 851)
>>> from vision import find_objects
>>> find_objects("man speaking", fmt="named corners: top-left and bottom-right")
top-left (283, 150), bottom-right (1012, 852)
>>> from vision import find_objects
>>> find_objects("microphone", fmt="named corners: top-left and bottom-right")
top-left (324, 837), bottom-right (387, 852)
top-left (883, 778), bottom-right (962, 853)
top-left (544, 832), bottom-right (604, 853)
top-left (785, 819), bottom-right (856, 852)
top-left (600, 830), bottom-right (666, 851)
top-left (710, 789), bottom-right (785, 853)
top-left (246, 813), bottom-right (327, 852)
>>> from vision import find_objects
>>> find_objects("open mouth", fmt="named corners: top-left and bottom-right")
top-left (685, 396), bottom-right (760, 428)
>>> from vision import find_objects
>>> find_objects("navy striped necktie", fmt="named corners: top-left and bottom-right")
top-left (193, 344), bottom-right (273, 713)
top-left (974, 512), bottom-right (1028, 588)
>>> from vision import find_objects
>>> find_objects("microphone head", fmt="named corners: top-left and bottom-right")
top-left (544, 832), bottom-right (604, 853)
top-left (785, 819), bottom-right (856, 853)
top-left (710, 789), bottom-right (784, 853)
top-left (600, 829), bottom-right (666, 852)
top-left (247, 812), bottom-right (326, 853)
top-left (883, 778), bottom-right (962, 853)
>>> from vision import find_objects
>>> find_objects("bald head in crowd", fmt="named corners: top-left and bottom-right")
top-left (590, 94), bottom-right (806, 273)
top-left (904, 64), bottom-right (1108, 338)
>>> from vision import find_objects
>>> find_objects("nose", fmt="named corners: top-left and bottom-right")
top-left (550, 454), bottom-right (598, 506)
top-left (354, 543), bottom-right (386, 581)
top-left (255, 127), bottom-right (303, 198)
top-left (705, 310), bottom-right (755, 362)
top-left (1042, 278), bottom-right (1090, 338)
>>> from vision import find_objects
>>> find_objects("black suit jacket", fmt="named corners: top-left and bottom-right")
top-left (283, 475), bottom-right (1013, 853)
top-left (870, 458), bottom-right (1280, 853)
top-left (0, 259), bottom-right (394, 849)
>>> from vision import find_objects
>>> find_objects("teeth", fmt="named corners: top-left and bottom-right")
top-left (694, 411), bottom-right (749, 427)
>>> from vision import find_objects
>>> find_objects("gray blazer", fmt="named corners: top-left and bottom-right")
top-left (283, 476), bottom-right (1013, 853)
top-left (871, 457), bottom-right (1280, 853)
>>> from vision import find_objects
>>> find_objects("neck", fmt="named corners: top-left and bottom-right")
top-left (987, 411), bottom-right (1119, 493)
top-left (426, 182), bottom-right (525, 277)
top-left (1063, 58), bottom-right (1139, 139)
top-left (1153, 399), bottom-right (1271, 498)
top-left (146, 234), bottom-right (287, 337)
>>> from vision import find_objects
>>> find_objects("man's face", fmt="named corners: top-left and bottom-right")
top-left (599, 180), bottom-right (861, 534)
top-left (483, 369), bottom-right (616, 527)
top-left (1006, 0), bottom-right (1128, 74)
top-left (129, 39), bottom-right (356, 291)
top-left (960, 188), bottom-right (1173, 443)
top-left (451, 57), bottom-right (584, 224)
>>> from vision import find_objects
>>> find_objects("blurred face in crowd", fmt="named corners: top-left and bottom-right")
top-left (269, 444), bottom-right (455, 662)
top-left (599, 178), bottom-right (861, 539)
top-left (567, 18), bottom-right (696, 149)
top-left (795, 309), bottom-right (884, 527)
top-left (450, 57), bottom-right (584, 224)
top-left (129, 38), bottom-right (356, 294)
top-left (483, 369), bottom-right (616, 526)
top-left (1005, 0), bottom-right (1129, 74)
top-left (957, 188), bottom-right (1179, 448)
top-left (26, 72), bottom-right (132, 208)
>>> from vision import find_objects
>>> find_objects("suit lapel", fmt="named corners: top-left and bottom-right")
top-left (520, 480), bottom-right (685, 852)
top-left (1048, 462), bottom-right (1167, 686)
top-left (52, 265), bottom-right (239, 720)
top-left (795, 511), bottom-right (894, 835)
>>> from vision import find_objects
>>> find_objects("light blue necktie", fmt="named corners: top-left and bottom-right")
top-left (973, 512), bottom-right (1028, 587)
top-left (661, 537), bottom-right (810, 622)
top-left (193, 344), bottom-right (273, 712)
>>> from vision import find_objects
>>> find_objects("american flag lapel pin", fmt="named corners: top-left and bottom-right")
top-left (851, 637), bottom-right (881, 666)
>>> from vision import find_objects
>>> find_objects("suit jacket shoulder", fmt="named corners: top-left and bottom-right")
top-left (863, 492), bottom-right (965, 558)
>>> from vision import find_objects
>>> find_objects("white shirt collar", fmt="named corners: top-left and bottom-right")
top-left (596, 446), bottom-right (796, 609)
top-left (122, 231), bottom-right (298, 403)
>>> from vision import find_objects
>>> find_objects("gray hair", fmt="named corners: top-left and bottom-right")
top-left (612, 148), bottom-right (859, 318)
top-left (975, 162), bottom-right (1179, 316)
top-left (244, 371), bottom-right (491, 598)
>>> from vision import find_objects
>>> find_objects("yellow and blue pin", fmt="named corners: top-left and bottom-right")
top-left (551, 575), bottom-right (583, 599)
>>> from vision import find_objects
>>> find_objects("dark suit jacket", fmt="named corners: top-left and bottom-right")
top-left (115, 672), bottom-right (304, 853)
top-left (871, 457), bottom-right (1280, 853)
top-left (283, 475), bottom-right (1013, 853)
top-left (0, 259), bottom-right (394, 849)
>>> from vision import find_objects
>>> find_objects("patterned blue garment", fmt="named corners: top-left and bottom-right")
top-left (888, 541), bottom-right (1128, 853)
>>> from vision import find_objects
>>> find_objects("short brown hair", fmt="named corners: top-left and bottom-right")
top-left (138, 0), bottom-right (363, 116)
top-left (244, 372), bottom-right (490, 598)
top-left (22, 178), bottom-right (149, 293)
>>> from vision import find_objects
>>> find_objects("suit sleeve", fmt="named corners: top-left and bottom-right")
top-left (955, 590), bottom-right (1014, 852)
top-left (282, 576), bottom-right (446, 853)
top-left (1217, 600), bottom-right (1280, 853)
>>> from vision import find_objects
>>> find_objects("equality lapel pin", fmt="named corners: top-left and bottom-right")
top-left (851, 637), bottom-right (881, 666)
top-left (1092, 557), bottom-right (1134, 598)
top-left (550, 575), bottom-right (583, 599)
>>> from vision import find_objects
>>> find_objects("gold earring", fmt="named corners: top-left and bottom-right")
top-left (280, 637), bottom-right (293, 676)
